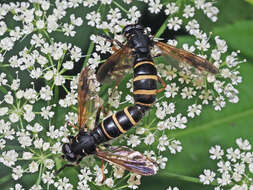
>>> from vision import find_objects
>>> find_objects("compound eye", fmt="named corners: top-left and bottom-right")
top-left (67, 153), bottom-right (76, 162)
top-left (62, 143), bottom-right (72, 154)
top-left (136, 24), bottom-right (143, 30)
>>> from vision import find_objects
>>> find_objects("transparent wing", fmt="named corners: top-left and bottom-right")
top-left (96, 45), bottom-right (134, 83)
top-left (155, 41), bottom-right (219, 74)
top-left (96, 146), bottom-right (157, 176)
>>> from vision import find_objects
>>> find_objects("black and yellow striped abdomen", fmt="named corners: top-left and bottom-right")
top-left (95, 105), bottom-right (144, 140)
top-left (133, 60), bottom-right (157, 107)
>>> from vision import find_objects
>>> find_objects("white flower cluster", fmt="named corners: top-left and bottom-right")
top-left (0, 0), bottom-right (244, 189)
top-left (199, 138), bottom-right (253, 189)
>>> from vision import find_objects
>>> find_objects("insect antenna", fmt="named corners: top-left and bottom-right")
top-left (54, 164), bottom-right (75, 176)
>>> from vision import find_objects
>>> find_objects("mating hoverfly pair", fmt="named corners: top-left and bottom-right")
top-left (57, 24), bottom-right (218, 178)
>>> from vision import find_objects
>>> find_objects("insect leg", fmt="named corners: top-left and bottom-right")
top-left (156, 76), bottom-right (166, 93)
top-left (98, 34), bottom-right (123, 48)
top-left (67, 121), bottom-right (79, 130)
top-left (54, 164), bottom-right (76, 176)
top-left (95, 106), bottom-right (102, 127)
top-left (95, 104), bottom-right (110, 127)
top-left (101, 159), bottom-right (106, 183)
top-left (152, 53), bottom-right (162, 58)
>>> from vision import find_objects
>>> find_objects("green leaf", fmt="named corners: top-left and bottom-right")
top-left (196, 0), bottom-right (253, 31)
top-left (213, 20), bottom-right (253, 59)
top-left (245, 0), bottom-right (253, 5)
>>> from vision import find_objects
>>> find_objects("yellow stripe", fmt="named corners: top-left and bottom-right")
top-left (112, 114), bottom-right (127, 134)
top-left (134, 61), bottom-right (155, 68)
top-left (101, 121), bottom-right (113, 139)
top-left (133, 75), bottom-right (158, 82)
top-left (136, 102), bottom-right (153, 107)
top-left (133, 89), bottom-right (157, 95)
top-left (124, 107), bottom-right (137, 126)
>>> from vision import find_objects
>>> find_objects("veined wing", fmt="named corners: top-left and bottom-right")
top-left (78, 67), bottom-right (90, 129)
top-left (96, 146), bottom-right (157, 176)
top-left (96, 45), bottom-right (134, 83)
top-left (155, 41), bottom-right (219, 74)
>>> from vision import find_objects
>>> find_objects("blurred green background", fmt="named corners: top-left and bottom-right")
top-left (0, 0), bottom-right (253, 189)
top-left (143, 0), bottom-right (253, 189)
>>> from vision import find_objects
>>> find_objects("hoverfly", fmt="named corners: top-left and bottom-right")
top-left (96, 24), bottom-right (219, 107)
top-left (56, 67), bottom-right (157, 178)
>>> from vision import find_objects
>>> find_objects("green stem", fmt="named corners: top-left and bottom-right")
top-left (83, 42), bottom-right (95, 68)
top-left (159, 172), bottom-right (202, 184)
top-left (155, 16), bottom-right (170, 38)
top-left (0, 174), bottom-right (11, 185)
top-left (41, 29), bottom-right (53, 44)
top-left (116, 185), bottom-right (128, 190)
top-left (0, 86), bottom-right (8, 94)
top-left (0, 64), bottom-right (10, 67)
top-left (172, 107), bottom-right (253, 138)
top-left (54, 86), bottom-right (59, 104)
top-left (36, 163), bottom-right (43, 185)
top-left (113, 1), bottom-right (129, 13)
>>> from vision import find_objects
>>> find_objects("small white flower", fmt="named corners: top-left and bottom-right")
top-left (0, 73), bottom-right (8, 86)
top-left (54, 177), bottom-right (73, 190)
top-left (226, 148), bottom-right (240, 162)
top-left (136, 127), bottom-right (145, 135)
top-left (9, 113), bottom-right (20, 123)
top-left (107, 8), bottom-right (121, 25)
top-left (22, 152), bottom-right (33, 160)
top-left (4, 92), bottom-right (14, 104)
top-left (86, 11), bottom-right (101, 27)
top-left (54, 73), bottom-right (65, 86)
top-left (157, 135), bottom-right (168, 151)
top-left (12, 165), bottom-right (24, 180)
top-left (167, 17), bottom-right (182, 31)
top-left (44, 159), bottom-right (54, 170)
top-left (183, 5), bottom-right (195, 18)
top-left (0, 21), bottom-right (7, 35)
top-left (148, 0), bottom-right (163, 14)
top-left (166, 186), bottom-right (180, 190)
top-left (0, 150), bottom-right (18, 167)
top-left (195, 39), bottom-right (210, 51)
top-left (42, 172), bottom-right (55, 185)
top-left (217, 160), bottom-right (232, 173)
top-left (40, 86), bottom-right (53, 101)
top-left (181, 87), bottom-right (196, 99)
top-left (41, 106), bottom-right (55, 120)
top-left (187, 104), bottom-right (202, 118)
top-left (144, 133), bottom-right (155, 145)
top-left (104, 177), bottom-right (114, 188)
top-left (17, 130), bottom-right (32, 148)
top-left (217, 172), bottom-right (231, 186)
top-left (113, 166), bottom-right (125, 179)
top-left (44, 70), bottom-right (54, 81)
top-left (236, 138), bottom-right (251, 150)
top-left (127, 174), bottom-right (141, 189)
top-left (199, 169), bottom-right (216, 185)
top-left (63, 61), bottom-right (74, 70)
top-left (70, 14), bottom-right (83, 26)
top-left (36, 20), bottom-right (45, 29)
top-left (165, 3), bottom-right (179, 15)
top-left (29, 161), bottom-right (39, 173)
top-left (127, 135), bottom-right (141, 148)
top-left (168, 140), bottom-right (182, 154)
top-left (165, 83), bottom-right (179, 98)
top-left (0, 107), bottom-right (8, 116)
top-left (157, 155), bottom-right (168, 169)
top-left (209, 145), bottom-right (224, 160)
